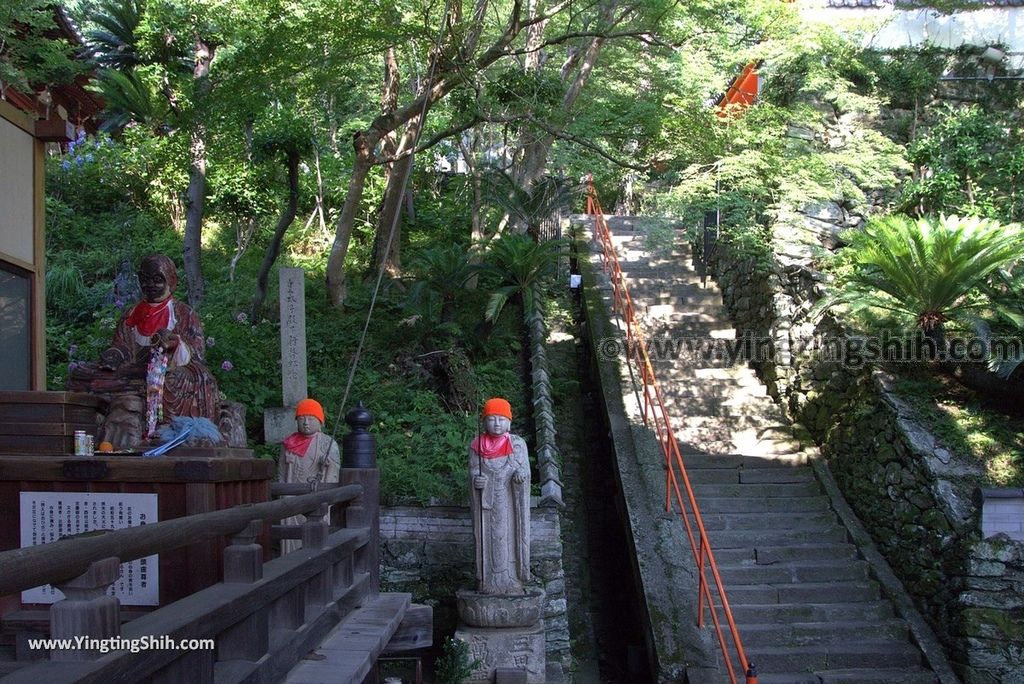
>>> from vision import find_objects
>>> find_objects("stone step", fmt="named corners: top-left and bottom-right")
top-left (666, 401), bottom-right (789, 422)
top-left (625, 290), bottom-right (724, 308)
top-left (680, 453), bottom-right (811, 469)
top-left (691, 367), bottom-right (767, 382)
top-left (673, 414), bottom-right (792, 434)
top-left (756, 668), bottom-right (937, 684)
top-left (668, 407), bottom-right (789, 431)
top-left (645, 325), bottom-right (738, 340)
top-left (594, 219), bottom-right (934, 684)
top-left (709, 542), bottom-right (858, 565)
top-left (736, 619), bottom-right (909, 647)
top-left (684, 466), bottom-right (814, 485)
top-left (691, 481), bottom-right (822, 498)
top-left (743, 641), bottom-right (923, 672)
top-left (626, 284), bottom-right (722, 301)
top-left (727, 600), bottom-right (894, 624)
top-left (641, 304), bottom-right (722, 319)
top-left (679, 436), bottom-right (804, 457)
top-left (693, 495), bottom-right (831, 513)
top-left (715, 559), bottom-right (869, 585)
top-left (687, 510), bottom-right (838, 531)
top-left (661, 395), bottom-right (776, 416)
top-left (702, 526), bottom-right (849, 549)
top-left (663, 382), bottom-right (768, 398)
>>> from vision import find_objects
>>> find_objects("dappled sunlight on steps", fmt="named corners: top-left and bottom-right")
top-left (601, 215), bottom-right (939, 683)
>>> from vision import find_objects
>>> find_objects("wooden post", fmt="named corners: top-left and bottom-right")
top-left (301, 503), bottom-right (329, 550)
top-left (341, 467), bottom-right (379, 593)
top-left (224, 521), bottom-right (263, 583)
top-left (219, 523), bottom-right (269, 662)
top-left (50, 556), bottom-right (121, 661)
top-left (302, 504), bottom-right (332, 620)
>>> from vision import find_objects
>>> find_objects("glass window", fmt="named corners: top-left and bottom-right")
top-left (0, 261), bottom-right (32, 390)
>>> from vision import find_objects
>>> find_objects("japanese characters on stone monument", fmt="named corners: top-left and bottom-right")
top-left (264, 268), bottom-right (309, 444)
top-left (280, 268), bottom-right (308, 407)
top-left (456, 397), bottom-right (546, 683)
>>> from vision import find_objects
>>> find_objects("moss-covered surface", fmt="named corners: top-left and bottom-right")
top-left (890, 370), bottom-right (1024, 488)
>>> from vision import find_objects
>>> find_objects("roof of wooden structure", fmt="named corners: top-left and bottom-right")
top-left (3, 5), bottom-right (103, 138)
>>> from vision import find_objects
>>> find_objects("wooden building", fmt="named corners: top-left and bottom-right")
top-left (0, 7), bottom-right (102, 391)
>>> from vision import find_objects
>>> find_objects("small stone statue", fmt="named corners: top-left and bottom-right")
top-left (456, 398), bottom-right (544, 683)
top-left (469, 398), bottom-right (531, 594)
top-left (278, 398), bottom-right (341, 554)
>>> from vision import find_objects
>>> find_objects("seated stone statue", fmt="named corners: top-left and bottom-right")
top-left (69, 254), bottom-right (221, 448)
top-left (469, 397), bottom-right (531, 594)
top-left (278, 398), bottom-right (341, 554)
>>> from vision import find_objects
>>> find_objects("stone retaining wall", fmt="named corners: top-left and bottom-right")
top-left (706, 209), bottom-right (1024, 682)
top-left (379, 506), bottom-right (571, 671)
top-left (527, 291), bottom-right (565, 508)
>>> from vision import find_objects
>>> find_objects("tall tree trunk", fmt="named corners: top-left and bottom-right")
top-left (380, 48), bottom-right (401, 174)
top-left (182, 37), bottom-right (214, 308)
top-left (251, 149), bottom-right (301, 318)
top-left (510, 0), bottom-right (620, 214)
top-left (324, 0), bottom-right (530, 306)
top-left (515, 31), bottom-right (606, 192)
top-left (459, 128), bottom-right (484, 289)
top-left (326, 132), bottom-right (374, 306)
top-left (370, 48), bottom-right (406, 279)
top-left (371, 118), bottom-right (423, 277)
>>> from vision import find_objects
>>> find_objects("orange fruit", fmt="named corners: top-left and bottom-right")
top-left (98, 441), bottom-right (114, 452)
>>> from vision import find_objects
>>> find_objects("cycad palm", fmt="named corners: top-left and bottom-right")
top-left (85, 0), bottom-right (144, 70)
top-left (481, 234), bottom-right (563, 322)
top-left (406, 245), bottom-right (478, 324)
top-left (825, 214), bottom-right (1024, 332)
top-left (483, 172), bottom-right (579, 239)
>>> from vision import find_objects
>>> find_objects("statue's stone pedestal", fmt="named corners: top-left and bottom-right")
top-left (456, 589), bottom-right (546, 683)
top-left (456, 622), bottom-right (545, 683)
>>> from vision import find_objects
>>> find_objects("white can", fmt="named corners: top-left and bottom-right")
top-left (74, 430), bottom-right (88, 456)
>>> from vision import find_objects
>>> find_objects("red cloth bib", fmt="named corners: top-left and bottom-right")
top-left (125, 298), bottom-right (173, 337)
top-left (283, 432), bottom-right (315, 457)
top-left (471, 433), bottom-right (513, 458)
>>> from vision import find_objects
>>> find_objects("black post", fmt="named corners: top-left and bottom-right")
top-left (341, 402), bottom-right (380, 594)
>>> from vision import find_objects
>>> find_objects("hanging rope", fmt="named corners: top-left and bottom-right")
top-left (328, 0), bottom-right (455, 443)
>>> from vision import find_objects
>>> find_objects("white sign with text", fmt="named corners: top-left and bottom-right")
top-left (20, 491), bottom-right (159, 605)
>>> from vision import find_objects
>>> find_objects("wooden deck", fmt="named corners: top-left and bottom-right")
top-left (284, 593), bottom-right (411, 684)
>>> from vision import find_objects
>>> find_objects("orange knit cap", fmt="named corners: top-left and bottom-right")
top-left (482, 397), bottom-right (512, 420)
top-left (295, 398), bottom-right (325, 424)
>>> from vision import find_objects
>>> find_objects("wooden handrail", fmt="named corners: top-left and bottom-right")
top-left (0, 484), bottom-right (362, 596)
top-left (585, 180), bottom-right (755, 683)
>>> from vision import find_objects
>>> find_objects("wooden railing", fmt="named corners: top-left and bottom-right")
top-left (0, 482), bottom-right (376, 683)
top-left (585, 180), bottom-right (757, 684)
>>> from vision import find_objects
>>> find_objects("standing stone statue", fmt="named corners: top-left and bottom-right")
top-left (278, 398), bottom-right (341, 554)
top-left (470, 397), bottom-right (531, 594)
top-left (457, 397), bottom-right (545, 683)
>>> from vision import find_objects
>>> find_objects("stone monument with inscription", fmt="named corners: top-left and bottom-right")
top-left (264, 268), bottom-right (309, 444)
top-left (456, 398), bottom-right (546, 683)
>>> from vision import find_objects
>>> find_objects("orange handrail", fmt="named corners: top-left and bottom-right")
top-left (584, 179), bottom-right (757, 684)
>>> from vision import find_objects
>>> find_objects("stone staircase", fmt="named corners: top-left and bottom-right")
top-left (603, 216), bottom-right (938, 683)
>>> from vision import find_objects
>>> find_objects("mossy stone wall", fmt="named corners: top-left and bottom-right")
top-left (706, 215), bottom-right (1024, 682)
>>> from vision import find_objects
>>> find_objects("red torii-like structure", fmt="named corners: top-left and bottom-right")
top-left (715, 61), bottom-right (760, 118)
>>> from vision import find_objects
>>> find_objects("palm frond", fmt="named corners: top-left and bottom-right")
top-left (824, 213), bottom-right (1024, 330)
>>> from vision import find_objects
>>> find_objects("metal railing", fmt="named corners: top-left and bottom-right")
top-left (585, 180), bottom-right (756, 684)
